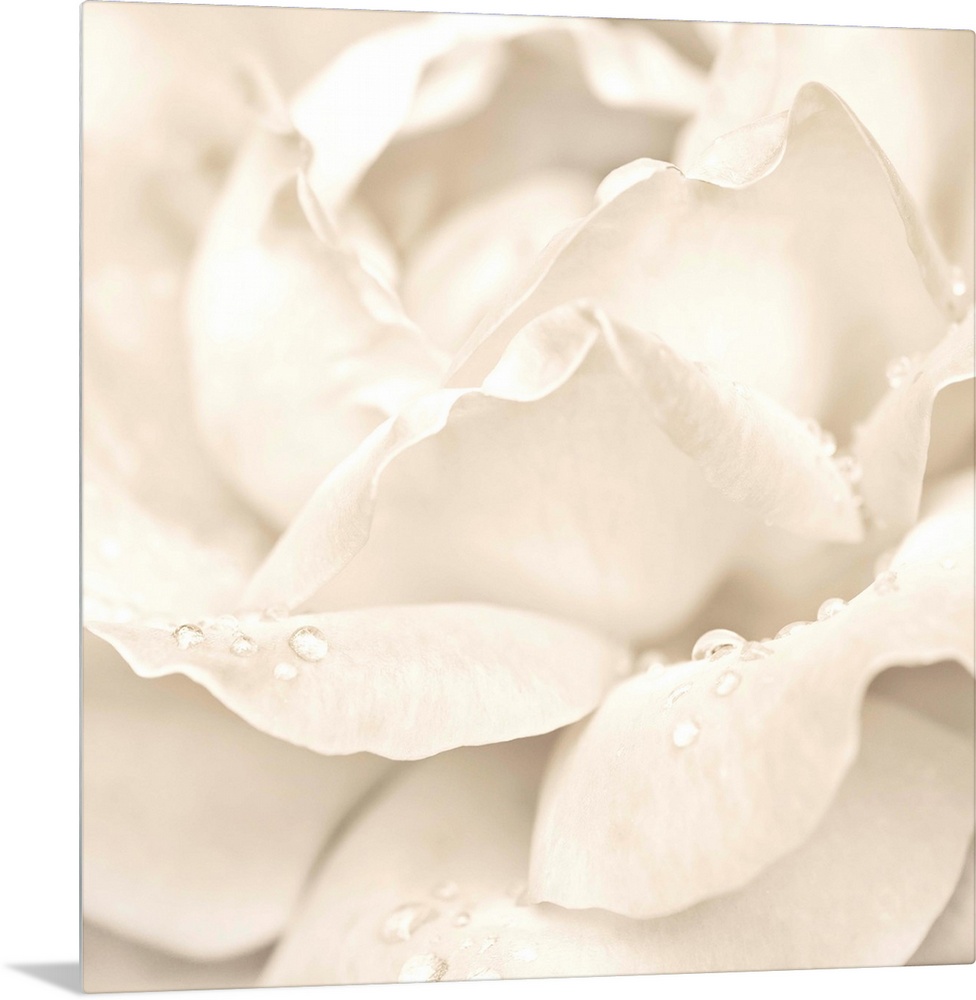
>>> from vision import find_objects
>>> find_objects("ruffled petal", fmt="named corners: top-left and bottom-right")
top-left (676, 23), bottom-right (975, 271)
top-left (263, 700), bottom-right (973, 984)
top-left (910, 839), bottom-right (976, 967)
top-left (293, 14), bottom-right (704, 213)
top-left (400, 169), bottom-right (595, 354)
top-left (83, 922), bottom-right (269, 994)
top-left (87, 603), bottom-right (629, 760)
top-left (83, 634), bottom-right (389, 959)
top-left (853, 309), bottom-right (974, 532)
top-left (450, 84), bottom-right (958, 445)
top-left (529, 477), bottom-right (974, 917)
top-left (243, 302), bottom-right (766, 643)
top-left (186, 126), bottom-right (445, 528)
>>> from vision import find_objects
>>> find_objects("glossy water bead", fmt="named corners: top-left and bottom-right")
top-left (273, 662), bottom-right (298, 681)
top-left (173, 624), bottom-right (205, 649)
top-left (288, 625), bottom-right (329, 662)
top-left (672, 719), bottom-right (701, 748)
top-left (817, 597), bottom-right (847, 621)
top-left (873, 569), bottom-right (900, 595)
top-left (714, 670), bottom-right (741, 696)
top-left (230, 634), bottom-right (257, 657)
top-left (691, 629), bottom-right (744, 661)
top-left (885, 356), bottom-right (913, 389)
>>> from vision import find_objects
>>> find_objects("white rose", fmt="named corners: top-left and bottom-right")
top-left (82, 4), bottom-right (974, 991)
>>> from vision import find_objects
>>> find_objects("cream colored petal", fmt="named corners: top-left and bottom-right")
top-left (451, 85), bottom-right (957, 447)
top-left (87, 603), bottom-right (629, 761)
top-left (83, 634), bottom-right (389, 960)
top-left (263, 701), bottom-right (973, 984)
top-left (293, 14), bottom-right (703, 213)
top-left (853, 310), bottom-right (974, 532)
top-left (910, 839), bottom-right (976, 967)
top-left (243, 303), bottom-right (764, 644)
top-left (400, 170), bottom-right (595, 354)
top-left (186, 127), bottom-right (445, 528)
top-left (83, 922), bottom-right (270, 994)
top-left (677, 23), bottom-right (975, 271)
top-left (529, 481), bottom-right (974, 917)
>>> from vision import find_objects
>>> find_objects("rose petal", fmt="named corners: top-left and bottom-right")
top-left (910, 838), bottom-right (976, 967)
top-left (293, 14), bottom-right (704, 213)
top-left (83, 634), bottom-right (389, 959)
top-left (400, 169), bottom-right (595, 354)
top-left (263, 700), bottom-right (973, 984)
top-left (529, 481), bottom-right (974, 917)
top-left (676, 24), bottom-right (975, 271)
top-left (450, 84), bottom-right (957, 445)
top-left (853, 309), bottom-right (975, 532)
top-left (87, 602), bottom-right (629, 760)
top-left (186, 126), bottom-right (445, 527)
top-left (83, 922), bottom-right (270, 994)
top-left (244, 302), bottom-right (762, 643)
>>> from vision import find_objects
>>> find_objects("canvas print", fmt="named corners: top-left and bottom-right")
top-left (81, 1), bottom-right (975, 992)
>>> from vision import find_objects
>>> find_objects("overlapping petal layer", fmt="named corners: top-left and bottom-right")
top-left (263, 701), bottom-right (973, 984)
top-left (82, 634), bottom-right (390, 960)
top-left (676, 23), bottom-right (975, 271)
top-left (451, 84), bottom-right (957, 447)
top-left (528, 479), bottom-right (974, 917)
top-left (910, 839), bottom-right (975, 967)
top-left (87, 603), bottom-right (629, 760)
top-left (245, 297), bottom-right (876, 643)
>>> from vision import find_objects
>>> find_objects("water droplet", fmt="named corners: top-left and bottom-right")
top-left (288, 625), bottom-right (329, 662)
top-left (775, 620), bottom-right (810, 639)
top-left (273, 662), bottom-right (298, 681)
top-left (432, 880), bottom-right (459, 901)
top-left (950, 265), bottom-right (967, 298)
top-left (873, 569), bottom-right (899, 595)
top-left (453, 912), bottom-right (471, 928)
top-left (739, 641), bottom-right (773, 661)
top-left (886, 355), bottom-right (912, 389)
top-left (398, 954), bottom-right (447, 983)
top-left (714, 670), bottom-right (741, 696)
top-left (665, 683), bottom-right (692, 708)
top-left (835, 455), bottom-right (862, 485)
top-left (381, 903), bottom-right (438, 943)
top-left (468, 969), bottom-right (501, 981)
top-left (941, 557), bottom-right (957, 570)
top-left (173, 624), bottom-right (205, 649)
top-left (264, 604), bottom-right (289, 621)
top-left (514, 947), bottom-right (537, 963)
top-left (672, 719), bottom-right (700, 748)
top-left (691, 629), bottom-right (744, 661)
top-left (230, 634), bottom-right (257, 657)
top-left (817, 597), bottom-right (847, 621)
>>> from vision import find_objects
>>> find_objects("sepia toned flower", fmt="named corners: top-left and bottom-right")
top-left (82, 3), bottom-right (974, 992)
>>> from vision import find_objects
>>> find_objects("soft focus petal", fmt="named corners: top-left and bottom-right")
top-left (294, 14), bottom-right (704, 216)
top-left (83, 634), bottom-right (389, 960)
top-left (87, 603), bottom-right (629, 760)
top-left (451, 84), bottom-right (957, 446)
top-left (853, 309), bottom-right (974, 532)
top-left (244, 303), bottom-right (766, 643)
top-left (400, 169), bottom-right (595, 354)
top-left (186, 126), bottom-right (444, 528)
top-left (263, 700), bottom-right (972, 984)
top-left (910, 839), bottom-right (976, 966)
top-left (529, 479), bottom-right (974, 917)
top-left (83, 922), bottom-right (270, 994)
top-left (676, 24), bottom-right (975, 271)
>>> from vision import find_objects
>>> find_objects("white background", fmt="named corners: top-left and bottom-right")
top-left (1, 0), bottom-right (973, 997)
